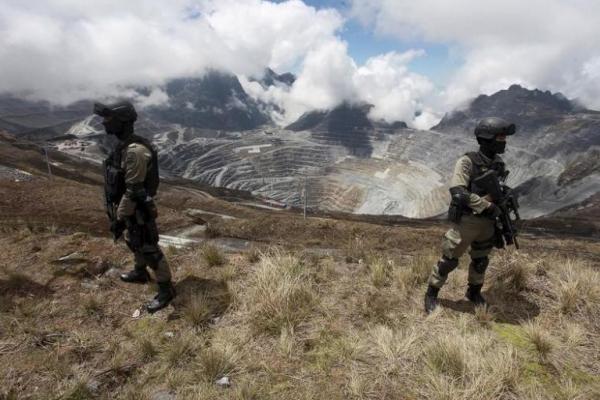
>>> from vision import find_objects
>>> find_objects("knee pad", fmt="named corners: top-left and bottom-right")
top-left (471, 256), bottom-right (489, 274)
top-left (438, 256), bottom-right (459, 277)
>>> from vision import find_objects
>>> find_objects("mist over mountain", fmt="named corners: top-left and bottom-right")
top-left (252, 68), bottom-right (296, 89)
top-left (146, 70), bottom-right (271, 131)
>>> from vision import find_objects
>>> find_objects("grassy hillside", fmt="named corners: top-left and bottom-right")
top-left (1, 133), bottom-right (599, 399)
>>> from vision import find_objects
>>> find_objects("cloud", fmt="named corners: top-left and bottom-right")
top-left (241, 45), bottom-right (439, 127)
top-left (0, 0), bottom-right (342, 103)
top-left (350, 0), bottom-right (600, 110)
top-left (0, 0), bottom-right (441, 128)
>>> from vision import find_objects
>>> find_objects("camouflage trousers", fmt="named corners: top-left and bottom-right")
top-left (428, 215), bottom-right (495, 288)
top-left (125, 232), bottom-right (172, 283)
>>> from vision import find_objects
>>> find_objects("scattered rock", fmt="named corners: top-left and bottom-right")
top-left (85, 379), bottom-right (101, 394)
top-left (90, 259), bottom-right (112, 276)
top-left (132, 309), bottom-right (141, 318)
top-left (80, 281), bottom-right (99, 290)
top-left (164, 332), bottom-right (174, 339)
top-left (55, 252), bottom-right (87, 264)
top-left (104, 267), bottom-right (122, 279)
top-left (151, 390), bottom-right (176, 400)
top-left (215, 376), bottom-right (231, 387)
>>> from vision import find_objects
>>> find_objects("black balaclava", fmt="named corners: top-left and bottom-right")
top-left (478, 137), bottom-right (506, 158)
top-left (102, 118), bottom-right (133, 141)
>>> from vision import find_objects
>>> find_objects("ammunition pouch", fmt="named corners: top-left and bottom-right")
top-left (448, 186), bottom-right (471, 223)
top-left (125, 183), bottom-right (147, 202)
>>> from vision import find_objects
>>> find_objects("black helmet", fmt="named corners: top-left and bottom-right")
top-left (93, 100), bottom-right (137, 123)
top-left (474, 117), bottom-right (516, 140)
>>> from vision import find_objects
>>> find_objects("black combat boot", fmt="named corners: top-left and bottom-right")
top-left (424, 285), bottom-right (440, 314)
top-left (146, 281), bottom-right (176, 313)
top-left (120, 267), bottom-right (151, 283)
top-left (465, 284), bottom-right (486, 305)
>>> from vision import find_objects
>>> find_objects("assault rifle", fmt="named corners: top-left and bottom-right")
top-left (103, 159), bottom-right (125, 242)
top-left (472, 170), bottom-right (521, 249)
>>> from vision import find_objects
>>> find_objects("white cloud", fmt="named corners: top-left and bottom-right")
top-left (0, 0), bottom-right (443, 128)
top-left (241, 45), bottom-right (439, 127)
top-left (351, 0), bottom-right (600, 110)
top-left (0, 0), bottom-right (342, 103)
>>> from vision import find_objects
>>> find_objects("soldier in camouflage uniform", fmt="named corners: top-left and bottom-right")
top-left (424, 117), bottom-right (516, 313)
top-left (94, 101), bottom-right (175, 313)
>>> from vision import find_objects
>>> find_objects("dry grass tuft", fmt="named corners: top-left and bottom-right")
top-left (396, 252), bottom-right (437, 292)
top-left (244, 246), bottom-right (261, 264)
top-left (369, 257), bottom-right (393, 288)
top-left (81, 294), bottom-right (103, 317)
top-left (474, 305), bottom-right (494, 327)
top-left (200, 243), bottom-right (226, 267)
top-left (243, 250), bottom-right (316, 335)
top-left (344, 234), bottom-right (371, 263)
top-left (552, 259), bottom-right (600, 315)
top-left (161, 332), bottom-right (199, 367)
top-left (489, 253), bottom-right (533, 292)
top-left (137, 337), bottom-right (158, 361)
top-left (523, 320), bottom-right (553, 360)
top-left (182, 293), bottom-right (212, 327)
top-left (424, 335), bottom-right (468, 379)
top-left (197, 345), bottom-right (237, 382)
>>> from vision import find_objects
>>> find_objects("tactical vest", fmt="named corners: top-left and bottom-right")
top-left (465, 152), bottom-right (506, 196)
top-left (103, 134), bottom-right (160, 206)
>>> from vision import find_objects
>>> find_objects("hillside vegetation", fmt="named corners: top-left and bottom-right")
top-left (1, 135), bottom-right (599, 399)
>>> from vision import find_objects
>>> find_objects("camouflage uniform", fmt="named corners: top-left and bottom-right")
top-left (117, 142), bottom-right (171, 283)
top-left (428, 151), bottom-right (505, 289)
top-left (95, 100), bottom-right (175, 313)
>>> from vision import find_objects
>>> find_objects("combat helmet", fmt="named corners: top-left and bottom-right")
top-left (93, 100), bottom-right (137, 123)
top-left (93, 100), bottom-right (137, 138)
top-left (474, 117), bottom-right (516, 140)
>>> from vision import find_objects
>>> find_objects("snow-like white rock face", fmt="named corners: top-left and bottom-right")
top-left (60, 114), bottom-right (600, 219)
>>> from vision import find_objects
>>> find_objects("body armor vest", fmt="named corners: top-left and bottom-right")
top-left (465, 152), bottom-right (506, 196)
top-left (103, 134), bottom-right (160, 207)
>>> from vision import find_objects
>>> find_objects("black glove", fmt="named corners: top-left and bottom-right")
top-left (110, 219), bottom-right (126, 241)
top-left (481, 203), bottom-right (502, 220)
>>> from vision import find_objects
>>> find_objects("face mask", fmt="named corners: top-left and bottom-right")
top-left (479, 138), bottom-right (506, 155)
top-left (494, 140), bottom-right (506, 154)
top-left (102, 118), bottom-right (123, 136)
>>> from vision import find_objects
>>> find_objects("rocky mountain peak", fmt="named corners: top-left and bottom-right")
top-left (285, 102), bottom-right (373, 132)
top-left (260, 68), bottom-right (296, 88)
top-left (433, 84), bottom-right (578, 134)
top-left (147, 70), bottom-right (271, 131)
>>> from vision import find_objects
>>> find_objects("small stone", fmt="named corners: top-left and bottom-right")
top-left (164, 332), bottom-right (174, 338)
top-left (80, 281), bottom-right (99, 290)
top-left (104, 267), bottom-right (122, 279)
top-left (150, 390), bottom-right (176, 400)
top-left (85, 379), bottom-right (101, 394)
top-left (132, 309), bottom-right (141, 318)
top-left (215, 376), bottom-right (231, 387)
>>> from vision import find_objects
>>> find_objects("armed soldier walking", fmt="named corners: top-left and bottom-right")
top-left (94, 101), bottom-right (176, 313)
top-left (424, 117), bottom-right (517, 314)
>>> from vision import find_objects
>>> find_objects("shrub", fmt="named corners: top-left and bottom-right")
top-left (200, 243), bottom-right (226, 267)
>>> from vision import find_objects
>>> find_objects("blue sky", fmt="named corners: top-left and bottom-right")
top-left (294, 0), bottom-right (462, 87)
